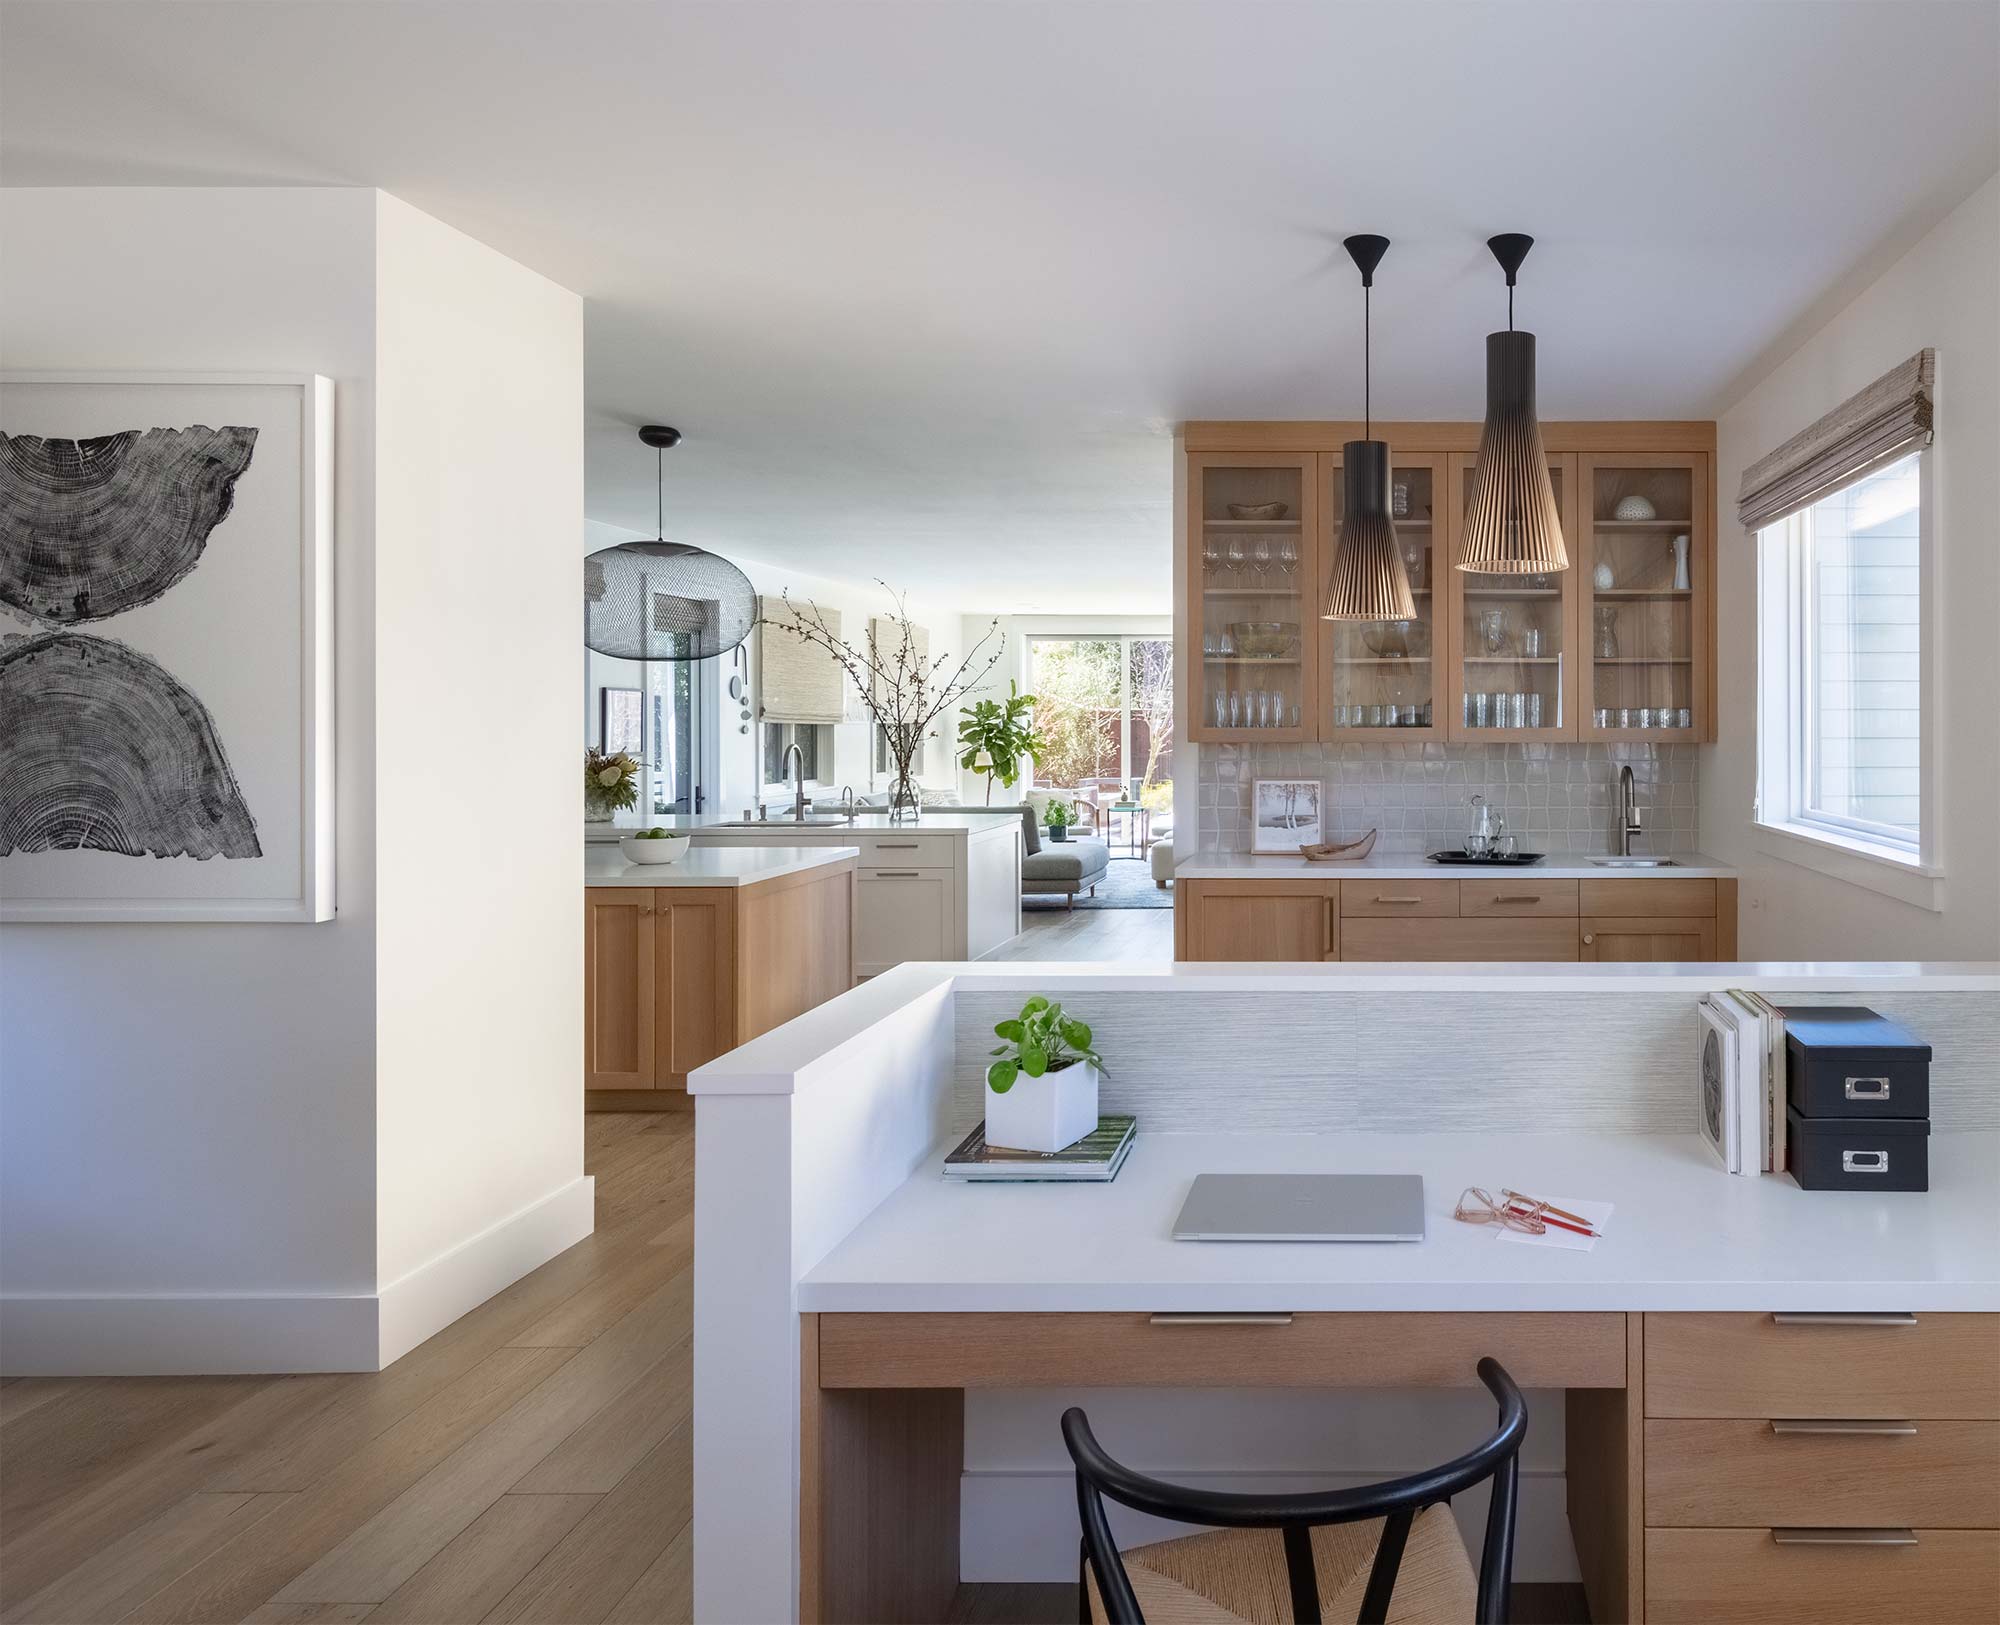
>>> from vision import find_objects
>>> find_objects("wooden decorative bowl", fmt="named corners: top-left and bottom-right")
top-left (1299, 829), bottom-right (1378, 862)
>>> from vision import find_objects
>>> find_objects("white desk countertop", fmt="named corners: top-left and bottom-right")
top-left (798, 1130), bottom-right (2000, 1314)
top-left (583, 845), bottom-right (857, 888)
top-left (1175, 850), bottom-right (1734, 881)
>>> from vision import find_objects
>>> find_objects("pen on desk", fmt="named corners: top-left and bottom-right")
top-left (1501, 1189), bottom-right (1595, 1229)
top-left (1504, 1203), bottom-right (1600, 1239)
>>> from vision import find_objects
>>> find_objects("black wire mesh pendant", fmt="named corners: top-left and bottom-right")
top-left (583, 427), bottom-right (756, 661)
top-left (1458, 236), bottom-right (1567, 574)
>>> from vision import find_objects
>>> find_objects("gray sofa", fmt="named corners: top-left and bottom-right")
top-left (988, 804), bottom-right (1109, 907)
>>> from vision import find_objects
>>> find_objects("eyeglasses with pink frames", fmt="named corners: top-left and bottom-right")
top-left (1453, 1186), bottom-right (1548, 1235)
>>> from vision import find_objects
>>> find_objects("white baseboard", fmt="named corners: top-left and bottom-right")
top-left (959, 1468), bottom-right (1579, 1585)
top-left (1, 1174), bottom-right (595, 1376)
top-left (376, 1174), bottom-right (595, 1367)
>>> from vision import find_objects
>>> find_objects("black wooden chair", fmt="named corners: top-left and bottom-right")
top-left (1063, 1357), bottom-right (1525, 1625)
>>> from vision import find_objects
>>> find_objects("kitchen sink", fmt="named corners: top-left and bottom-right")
top-left (710, 817), bottom-right (858, 829)
top-left (1587, 856), bottom-right (1679, 867)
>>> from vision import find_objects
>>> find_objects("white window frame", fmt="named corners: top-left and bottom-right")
top-left (760, 721), bottom-right (837, 803)
top-left (1754, 449), bottom-right (1941, 909)
top-left (1025, 632), bottom-right (1175, 793)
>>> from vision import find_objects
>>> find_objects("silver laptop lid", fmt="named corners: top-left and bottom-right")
top-left (1172, 1173), bottom-right (1426, 1243)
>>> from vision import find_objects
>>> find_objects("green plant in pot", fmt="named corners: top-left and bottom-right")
top-left (956, 681), bottom-right (1043, 804)
top-left (985, 996), bottom-right (1106, 1153)
top-left (1043, 796), bottom-right (1075, 843)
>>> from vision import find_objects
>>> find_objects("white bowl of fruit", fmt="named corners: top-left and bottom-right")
top-left (619, 829), bottom-right (691, 865)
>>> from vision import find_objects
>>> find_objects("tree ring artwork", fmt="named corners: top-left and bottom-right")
top-left (2, 376), bottom-right (331, 921)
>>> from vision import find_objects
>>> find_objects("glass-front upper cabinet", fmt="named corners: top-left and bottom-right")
top-left (1188, 454), bottom-right (1319, 741)
top-left (1443, 453), bottom-right (1579, 741)
top-left (1579, 455), bottom-right (1709, 740)
top-left (1318, 452), bottom-right (1445, 740)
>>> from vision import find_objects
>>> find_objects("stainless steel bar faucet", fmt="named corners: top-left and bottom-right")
top-left (1618, 764), bottom-right (1643, 857)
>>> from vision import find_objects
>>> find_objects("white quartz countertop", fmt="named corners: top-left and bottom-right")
top-left (584, 844), bottom-right (857, 888)
top-left (797, 1129), bottom-right (1999, 1313)
top-left (585, 810), bottom-right (1018, 842)
top-left (1176, 850), bottom-right (1734, 880)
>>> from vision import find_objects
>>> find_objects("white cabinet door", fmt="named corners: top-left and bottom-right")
top-left (854, 870), bottom-right (953, 974)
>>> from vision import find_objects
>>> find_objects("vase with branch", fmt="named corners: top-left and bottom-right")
top-left (764, 586), bottom-right (1004, 823)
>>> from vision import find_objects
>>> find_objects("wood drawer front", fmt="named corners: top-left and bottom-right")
top-left (1646, 1313), bottom-right (2000, 1419)
top-left (1645, 1529), bottom-right (2000, 1625)
top-left (1341, 878), bottom-right (1458, 917)
top-left (1577, 876), bottom-right (1715, 917)
top-left (1458, 878), bottom-right (1579, 917)
top-left (1646, 1419), bottom-right (2000, 1528)
top-left (815, 1311), bottom-right (1623, 1390)
top-left (854, 833), bottom-right (955, 869)
top-left (1340, 917), bottom-right (1579, 962)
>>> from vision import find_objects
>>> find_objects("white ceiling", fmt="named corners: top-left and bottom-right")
top-left (4, 2), bottom-right (1995, 612)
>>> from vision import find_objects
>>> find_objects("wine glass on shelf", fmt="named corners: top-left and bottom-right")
top-left (1253, 537), bottom-right (1273, 584)
top-left (1224, 537), bottom-right (1246, 576)
top-left (1201, 537), bottom-right (1222, 577)
top-left (1278, 536), bottom-right (1298, 579)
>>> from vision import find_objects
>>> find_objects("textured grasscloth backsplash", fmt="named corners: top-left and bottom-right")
top-left (1197, 742), bottom-right (1698, 854)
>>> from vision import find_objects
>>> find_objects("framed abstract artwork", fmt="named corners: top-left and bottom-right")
top-left (0, 372), bottom-right (335, 921)
top-left (600, 685), bottom-right (642, 756)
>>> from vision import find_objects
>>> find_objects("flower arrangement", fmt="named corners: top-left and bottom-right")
top-left (585, 747), bottom-right (642, 820)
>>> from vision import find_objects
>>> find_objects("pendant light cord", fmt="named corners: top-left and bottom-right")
top-left (1364, 282), bottom-right (1372, 440)
top-left (1508, 282), bottom-right (1514, 332)
top-left (656, 447), bottom-right (664, 540)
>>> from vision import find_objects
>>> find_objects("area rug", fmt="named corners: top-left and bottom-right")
top-left (1023, 855), bottom-right (1171, 911)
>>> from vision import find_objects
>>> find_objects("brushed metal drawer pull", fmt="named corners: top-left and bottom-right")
top-left (1770, 1528), bottom-right (1918, 1547)
top-left (1845, 1076), bottom-right (1892, 1100)
top-left (1374, 895), bottom-right (1424, 905)
top-left (1148, 1313), bottom-right (1294, 1327)
top-left (1772, 1312), bottom-right (1918, 1327)
top-left (872, 870), bottom-right (921, 878)
top-left (874, 842), bottom-right (921, 849)
top-left (1771, 1419), bottom-right (1919, 1437)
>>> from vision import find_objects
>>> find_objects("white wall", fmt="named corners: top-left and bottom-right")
top-left (0, 190), bottom-right (383, 1331)
top-left (371, 196), bottom-right (588, 1332)
top-left (1704, 174), bottom-right (2000, 959)
top-left (0, 187), bottom-right (590, 1373)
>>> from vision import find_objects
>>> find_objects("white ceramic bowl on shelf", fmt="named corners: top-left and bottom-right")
top-left (1613, 494), bottom-right (1657, 520)
top-left (620, 833), bottom-right (691, 865)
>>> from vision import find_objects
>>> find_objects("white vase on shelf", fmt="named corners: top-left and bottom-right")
top-left (1672, 534), bottom-right (1691, 591)
top-left (1593, 561), bottom-right (1615, 592)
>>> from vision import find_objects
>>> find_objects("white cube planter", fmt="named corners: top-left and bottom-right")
top-left (985, 1060), bottom-right (1100, 1154)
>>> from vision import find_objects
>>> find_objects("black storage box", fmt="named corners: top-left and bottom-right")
top-left (1784, 1007), bottom-right (1931, 1119)
top-left (1786, 1107), bottom-right (1930, 1191)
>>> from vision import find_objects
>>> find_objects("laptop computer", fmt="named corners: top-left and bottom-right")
top-left (1171, 1173), bottom-right (1426, 1242)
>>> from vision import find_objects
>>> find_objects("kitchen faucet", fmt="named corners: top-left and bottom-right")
top-left (1618, 764), bottom-right (1644, 857)
top-left (783, 742), bottom-right (808, 822)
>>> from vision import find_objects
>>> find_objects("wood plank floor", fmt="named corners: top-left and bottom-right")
top-left (981, 900), bottom-right (1174, 962)
top-left (5, 1108), bottom-right (1590, 1625)
top-left (0, 1115), bottom-right (693, 1625)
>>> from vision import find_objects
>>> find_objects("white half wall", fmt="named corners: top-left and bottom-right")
top-left (371, 194), bottom-right (590, 1359)
top-left (1704, 173), bottom-right (2000, 959)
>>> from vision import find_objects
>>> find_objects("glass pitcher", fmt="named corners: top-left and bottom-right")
top-left (1465, 794), bottom-right (1500, 857)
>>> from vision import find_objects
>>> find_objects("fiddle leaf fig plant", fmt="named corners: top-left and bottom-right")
top-left (986, 995), bottom-right (1107, 1093)
top-left (956, 681), bottom-right (1043, 803)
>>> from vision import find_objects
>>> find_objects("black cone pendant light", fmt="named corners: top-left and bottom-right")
top-left (584, 426), bottom-right (756, 661)
top-left (1324, 234), bottom-right (1417, 623)
top-left (1457, 234), bottom-right (1567, 574)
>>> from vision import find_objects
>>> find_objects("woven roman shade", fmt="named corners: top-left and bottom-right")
top-left (757, 596), bottom-right (846, 724)
top-left (869, 615), bottom-right (929, 711)
top-left (1738, 349), bottom-right (1935, 531)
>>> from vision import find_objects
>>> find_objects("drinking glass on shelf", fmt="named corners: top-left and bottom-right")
top-left (1213, 693), bottom-right (1227, 728)
top-left (1253, 538), bottom-right (1273, 582)
top-left (1472, 692), bottom-right (1490, 728)
top-left (1202, 537), bottom-right (1222, 574)
top-left (1289, 703), bottom-right (1302, 727)
top-left (1676, 707), bottom-right (1692, 729)
top-left (1593, 707), bottom-right (1610, 728)
top-left (1616, 708), bottom-right (1632, 729)
top-left (1219, 629), bottom-right (1236, 656)
top-left (1528, 693), bottom-right (1543, 728)
top-left (1478, 609), bottom-right (1510, 657)
top-left (1256, 690), bottom-right (1272, 728)
top-left (1228, 691), bottom-right (1242, 729)
top-left (1370, 704), bottom-right (1388, 727)
top-left (1278, 536), bottom-right (1298, 579)
top-left (1509, 693), bottom-right (1526, 729)
top-left (1400, 704), bottom-right (1418, 726)
top-left (1225, 537), bottom-right (1246, 574)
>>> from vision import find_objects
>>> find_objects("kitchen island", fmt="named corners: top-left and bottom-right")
top-left (583, 844), bottom-right (856, 1107)
top-left (590, 810), bottom-right (1023, 974)
top-left (1175, 849), bottom-right (1738, 962)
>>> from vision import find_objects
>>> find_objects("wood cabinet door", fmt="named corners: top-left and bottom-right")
top-left (584, 887), bottom-right (656, 1089)
top-left (1181, 881), bottom-right (1337, 962)
top-left (656, 889), bottom-right (738, 1086)
top-left (1578, 916), bottom-right (1716, 961)
top-left (854, 869), bottom-right (952, 975)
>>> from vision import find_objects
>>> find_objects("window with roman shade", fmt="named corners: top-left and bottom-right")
top-left (1738, 349), bottom-right (1935, 531)
top-left (757, 596), bottom-right (848, 725)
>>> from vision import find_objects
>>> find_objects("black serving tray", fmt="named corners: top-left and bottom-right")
top-left (1425, 850), bottom-right (1548, 866)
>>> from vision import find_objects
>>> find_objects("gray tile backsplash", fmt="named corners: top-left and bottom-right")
top-left (1197, 742), bottom-right (1698, 855)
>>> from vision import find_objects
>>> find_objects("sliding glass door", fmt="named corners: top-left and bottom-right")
top-left (1026, 635), bottom-right (1174, 811)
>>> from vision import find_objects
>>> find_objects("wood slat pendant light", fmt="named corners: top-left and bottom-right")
top-left (1457, 234), bottom-right (1567, 574)
top-left (1324, 234), bottom-right (1417, 623)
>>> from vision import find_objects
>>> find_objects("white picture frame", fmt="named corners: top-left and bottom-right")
top-left (1251, 778), bottom-right (1322, 853)
top-left (1, 371), bottom-right (335, 922)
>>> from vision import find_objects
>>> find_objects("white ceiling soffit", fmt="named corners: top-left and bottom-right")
top-left (4, 1), bottom-right (1994, 612)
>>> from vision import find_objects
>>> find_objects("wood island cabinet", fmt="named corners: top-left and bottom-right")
top-left (1177, 874), bottom-right (1736, 963)
top-left (585, 859), bottom-right (854, 1108)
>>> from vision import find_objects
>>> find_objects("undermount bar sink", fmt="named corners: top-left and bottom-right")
top-left (1587, 856), bottom-right (1679, 867)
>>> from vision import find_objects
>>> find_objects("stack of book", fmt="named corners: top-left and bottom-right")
top-left (1700, 990), bottom-right (1788, 1175)
top-left (942, 1115), bottom-right (1136, 1182)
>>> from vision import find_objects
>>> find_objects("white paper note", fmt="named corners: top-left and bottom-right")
top-left (1495, 1195), bottom-right (1614, 1253)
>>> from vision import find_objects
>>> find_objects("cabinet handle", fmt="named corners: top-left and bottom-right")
top-left (637, 905), bottom-right (655, 916)
top-left (1581, 932), bottom-right (1595, 945)
top-left (1323, 897), bottom-right (1335, 957)
top-left (1148, 1313), bottom-right (1294, 1326)
top-left (1496, 894), bottom-right (1542, 904)
top-left (1772, 1312), bottom-right (1918, 1327)
top-left (874, 842), bottom-right (920, 849)
top-left (1374, 895), bottom-right (1424, 905)
top-left (1770, 1528), bottom-right (1918, 1547)
top-left (872, 870), bottom-right (921, 878)
top-left (1770, 1419), bottom-right (1919, 1437)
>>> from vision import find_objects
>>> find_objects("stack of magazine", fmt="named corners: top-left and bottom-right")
top-left (942, 1115), bottom-right (1136, 1182)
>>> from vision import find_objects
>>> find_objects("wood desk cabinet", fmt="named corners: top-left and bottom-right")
top-left (584, 860), bottom-right (853, 1106)
top-left (1177, 875), bottom-right (1737, 962)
